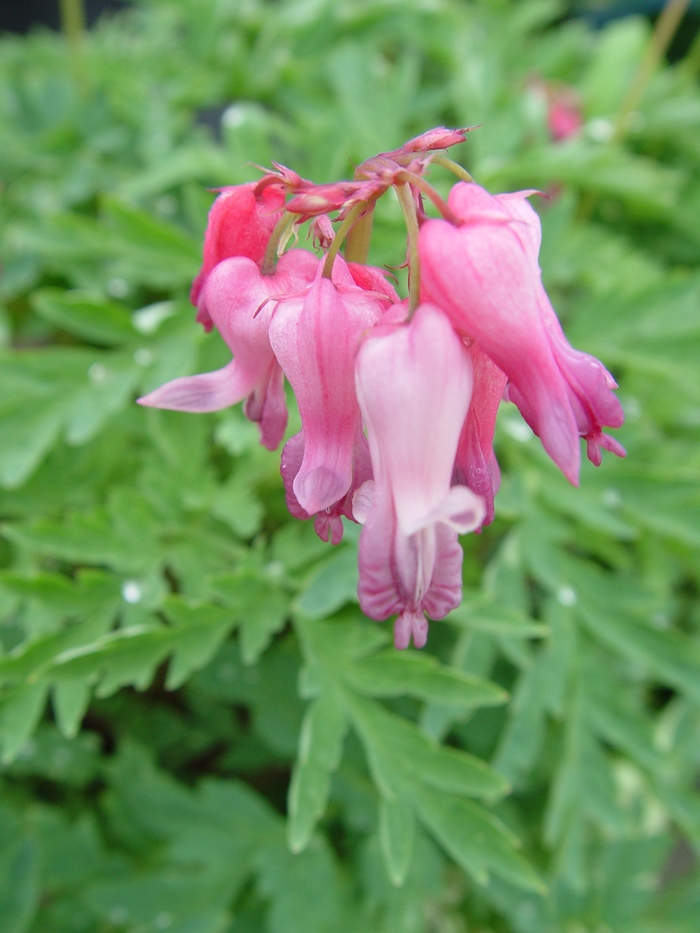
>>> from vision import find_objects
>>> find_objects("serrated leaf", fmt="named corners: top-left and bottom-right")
top-left (210, 571), bottom-right (290, 665)
top-left (161, 598), bottom-right (235, 690)
top-left (414, 785), bottom-right (545, 893)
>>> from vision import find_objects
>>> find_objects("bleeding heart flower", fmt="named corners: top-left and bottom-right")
top-left (420, 182), bottom-right (624, 484)
top-left (354, 302), bottom-right (485, 649)
top-left (138, 250), bottom-right (318, 450)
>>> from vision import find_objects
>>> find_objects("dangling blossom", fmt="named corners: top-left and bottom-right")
top-left (138, 127), bottom-right (624, 648)
top-left (354, 303), bottom-right (485, 649)
top-left (190, 182), bottom-right (287, 330)
top-left (139, 250), bottom-right (318, 450)
top-left (270, 257), bottom-right (394, 539)
top-left (420, 181), bottom-right (624, 485)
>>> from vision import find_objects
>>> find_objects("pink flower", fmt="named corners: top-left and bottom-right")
top-left (420, 182), bottom-right (624, 484)
top-left (281, 429), bottom-right (373, 545)
top-left (191, 183), bottom-right (286, 330)
top-left (269, 258), bottom-right (389, 524)
top-left (138, 250), bottom-right (318, 450)
top-left (547, 89), bottom-right (583, 142)
top-left (453, 344), bottom-right (507, 527)
top-left (354, 303), bottom-right (485, 649)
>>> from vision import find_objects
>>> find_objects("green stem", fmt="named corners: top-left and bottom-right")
top-left (430, 153), bottom-right (474, 183)
top-left (59, 0), bottom-right (85, 46)
top-left (394, 184), bottom-right (421, 318)
top-left (397, 171), bottom-right (461, 225)
top-left (322, 203), bottom-right (367, 279)
top-left (344, 209), bottom-right (374, 264)
top-left (613, 0), bottom-right (691, 141)
top-left (261, 212), bottom-right (297, 275)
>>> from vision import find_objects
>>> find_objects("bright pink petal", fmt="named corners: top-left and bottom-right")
top-left (191, 183), bottom-right (285, 308)
top-left (280, 429), bottom-right (373, 544)
top-left (454, 344), bottom-right (507, 526)
top-left (355, 302), bottom-right (481, 535)
top-left (270, 264), bottom-right (383, 515)
top-left (420, 184), bottom-right (584, 483)
top-left (137, 360), bottom-right (253, 413)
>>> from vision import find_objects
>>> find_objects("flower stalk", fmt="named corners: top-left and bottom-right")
top-left (394, 183), bottom-right (421, 318)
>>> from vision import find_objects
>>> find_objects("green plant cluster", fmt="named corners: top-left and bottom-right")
top-left (1, 1), bottom-right (699, 930)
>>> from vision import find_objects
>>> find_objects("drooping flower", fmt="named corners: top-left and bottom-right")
top-left (269, 257), bottom-right (390, 526)
top-left (138, 250), bottom-right (318, 450)
top-left (420, 181), bottom-right (624, 484)
top-left (191, 182), bottom-right (286, 330)
top-left (453, 344), bottom-right (507, 527)
top-left (354, 303), bottom-right (485, 649)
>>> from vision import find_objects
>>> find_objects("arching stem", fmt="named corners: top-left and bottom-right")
top-left (430, 153), bottom-right (473, 183)
top-left (397, 171), bottom-right (461, 226)
top-left (394, 184), bottom-right (421, 318)
top-left (322, 202), bottom-right (367, 279)
top-left (262, 211), bottom-right (297, 275)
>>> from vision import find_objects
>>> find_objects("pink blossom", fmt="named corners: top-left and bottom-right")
top-left (354, 303), bottom-right (485, 649)
top-left (138, 250), bottom-right (318, 450)
top-left (547, 90), bottom-right (583, 142)
top-left (191, 183), bottom-right (286, 330)
top-left (281, 429), bottom-right (372, 545)
top-left (420, 182), bottom-right (624, 484)
top-left (454, 344), bottom-right (507, 527)
top-left (269, 257), bottom-right (388, 522)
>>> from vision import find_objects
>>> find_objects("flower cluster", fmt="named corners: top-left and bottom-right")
top-left (139, 128), bottom-right (624, 650)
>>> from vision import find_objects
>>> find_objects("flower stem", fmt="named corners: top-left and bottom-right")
top-left (430, 153), bottom-right (473, 183)
top-left (59, 0), bottom-right (85, 46)
top-left (397, 171), bottom-right (461, 226)
top-left (322, 202), bottom-right (367, 279)
top-left (60, 0), bottom-right (87, 84)
top-left (262, 211), bottom-right (297, 275)
top-left (394, 184), bottom-right (421, 318)
top-left (613, 0), bottom-right (691, 141)
top-left (344, 208), bottom-right (374, 264)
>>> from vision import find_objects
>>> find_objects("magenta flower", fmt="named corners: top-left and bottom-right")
top-left (354, 303), bottom-right (485, 649)
top-left (420, 182), bottom-right (624, 484)
top-left (190, 183), bottom-right (286, 330)
top-left (269, 257), bottom-right (389, 524)
top-left (138, 250), bottom-right (318, 450)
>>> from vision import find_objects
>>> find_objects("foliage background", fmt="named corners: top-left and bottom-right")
top-left (1, 0), bottom-right (700, 930)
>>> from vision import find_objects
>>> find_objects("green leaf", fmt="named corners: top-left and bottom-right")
top-left (345, 650), bottom-right (508, 709)
top-left (210, 570), bottom-right (290, 665)
top-left (31, 288), bottom-right (136, 346)
top-left (287, 692), bottom-right (347, 854)
top-left (0, 683), bottom-right (49, 763)
top-left (379, 795), bottom-right (416, 887)
top-left (413, 785), bottom-right (545, 893)
top-left (0, 836), bottom-right (38, 933)
top-left (295, 546), bottom-right (359, 619)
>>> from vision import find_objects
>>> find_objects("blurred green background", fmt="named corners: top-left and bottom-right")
top-left (1, 1), bottom-right (700, 931)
